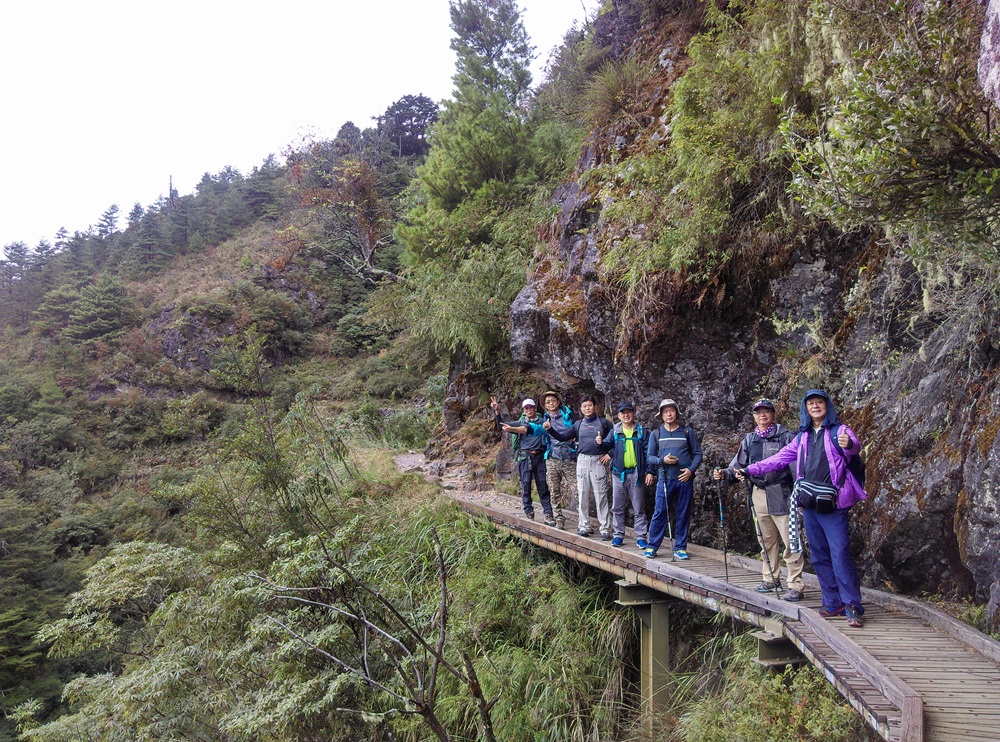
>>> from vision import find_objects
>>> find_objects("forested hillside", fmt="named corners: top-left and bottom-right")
top-left (1, 0), bottom-right (997, 739)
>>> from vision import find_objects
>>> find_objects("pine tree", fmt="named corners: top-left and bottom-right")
top-left (385, 0), bottom-right (544, 364)
top-left (60, 276), bottom-right (136, 345)
top-left (417, 0), bottom-right (535, 212)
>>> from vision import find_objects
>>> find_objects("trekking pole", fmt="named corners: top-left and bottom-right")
top-left (743, 474), bottom-right (781, 599)
top-left (715, 467), bottom-right (729, 583)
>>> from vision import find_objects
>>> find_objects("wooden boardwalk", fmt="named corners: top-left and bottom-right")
top-left (451, 490), bottom-right (1000, 742)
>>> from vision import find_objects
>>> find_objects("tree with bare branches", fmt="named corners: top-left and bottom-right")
top-left (259, 527), bottom-right (501, 741)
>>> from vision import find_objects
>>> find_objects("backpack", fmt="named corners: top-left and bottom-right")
top-left (509, 414), bottom-right (526, 455)
top-left (509, 415), bottom-right (547, 461)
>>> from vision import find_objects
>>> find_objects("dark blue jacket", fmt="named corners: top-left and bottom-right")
top-left (646, 424), bottom-right (702, 480)
top-left (609, 422), bottom-right (651, 481)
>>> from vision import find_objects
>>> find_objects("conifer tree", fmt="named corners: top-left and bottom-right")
top-left (417, 0), bottom-right (534, 212)
top-left (383, 0), bottom-right (548, 363)
top-left (59, 276), bottom-right (136, 345)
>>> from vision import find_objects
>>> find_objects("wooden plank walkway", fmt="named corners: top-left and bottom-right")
top-left (450, 489), bottom-right (1000, 742)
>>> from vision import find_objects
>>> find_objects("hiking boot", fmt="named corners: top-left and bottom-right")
top-left (636, 537), bottom-right (649, 549)
top-left (818, 605), bottom-right (846, 618)
top-left (673, 549), bottom-right (690, 560)
top-left (611, 536), bottom-right (624, 547)
top-left (543, 515), bottom-right (557, 527)
top-left (755, 581), bottom-right (782, 593)
top-left (783, 589), bottom-right (804, 602)
top-left (577, 528), bottom-right (592, 537)
top-left (643, 548), bottom-right (657, 559)
top-left (600, 532), bottom-right (612, 541)
top-left (845, 606), bottom-right (864, 628)
top-left (524, 511), bottom-right (535, 521)
top-left (556, 518), bottom-right (566, 530)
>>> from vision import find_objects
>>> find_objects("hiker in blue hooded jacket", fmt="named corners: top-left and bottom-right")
top-left (644, 399), bottom-right (702, 560)
top-left (540, 390), bottom-right (577, 530)
top-left (491, 395), bottom-right (557, 526)
top-left (545, 393), bottom-right (614, 539)
top-left (605, 401), bottom-right (650, 548)
top-left (742, 389), bottom-right (867, 628)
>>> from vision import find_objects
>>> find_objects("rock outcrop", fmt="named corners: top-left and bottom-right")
top-left (504, 0), bottom-right (1000, 627)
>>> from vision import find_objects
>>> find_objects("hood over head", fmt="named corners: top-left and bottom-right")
top-left (799, 389), bottom-right (840, 431)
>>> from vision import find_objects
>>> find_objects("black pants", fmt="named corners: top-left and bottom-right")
top-left (517, 454), bottom-right (552, 516)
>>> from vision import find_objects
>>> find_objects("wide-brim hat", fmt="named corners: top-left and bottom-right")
top-left (658, 398), bottom-right (679, 415)
top-left (541, 390), bottom-right (561, 402)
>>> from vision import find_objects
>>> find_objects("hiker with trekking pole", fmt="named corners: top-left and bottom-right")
top-left (737, 390), bottom-right (867, 628)
top-left (643, 399), bottom-right (702, 560)
top-left (714, 399), bottom-right (804, 601)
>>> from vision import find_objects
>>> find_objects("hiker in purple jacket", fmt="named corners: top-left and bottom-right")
top-left (741, 389), bottom-right (867, 628)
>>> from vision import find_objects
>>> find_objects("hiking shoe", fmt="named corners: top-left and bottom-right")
top-left (543, 515), bottom-right (557, 527)
top-left (636, 538), bottom-right (649, 549)
top-left (755, 581), bottom-right (782, 593)
top-left (577, 528), bottom-right (592, 537)
top-left (783, 589), bottom-right (804, 602)
top-left (673, 549), bottom-right (690, 560)
top-left (643, 548), bottom-right (657, 559)
top-left (819, 605), bottom-right (846, 618)
top-left (845, 606), bottom-right (864, 628)
top-left (524, 511), bottom-right (535, 521)
top-left (611, 536), bottom-right (624, 547)
top-left (600, 532), bottom-right (612, 541)
top-left (556, 518), bottom-right (566, 530)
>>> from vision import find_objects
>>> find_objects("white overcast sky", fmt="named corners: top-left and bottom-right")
top-left (0, 0), bottom-right (600, 250)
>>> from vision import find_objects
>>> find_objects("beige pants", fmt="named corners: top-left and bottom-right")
top-left (577, 454), bottom-right (611, 534)
top-left (753, 486), bottom-right (805, 591)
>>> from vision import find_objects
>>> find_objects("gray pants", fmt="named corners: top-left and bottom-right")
top-left (612, 469), bottom-right (648, 539)
top-left (577, 454), bottom-right (611, 534)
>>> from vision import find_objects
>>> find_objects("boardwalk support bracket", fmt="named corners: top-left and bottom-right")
top-left (752, 629), bottom-right (807, 669)
top-left (616, 581), bottom-right (671, 732)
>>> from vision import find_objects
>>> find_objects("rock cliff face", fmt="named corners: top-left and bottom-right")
top-left (506, 0), bottom-right (1000, 626)
top-left (980, 0), bottom-right (1000, 108)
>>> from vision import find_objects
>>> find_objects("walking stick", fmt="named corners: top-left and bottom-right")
top-left (743, 475), bottom-right (781, 599)
top-left (715, 469), bottom-right (729, 582)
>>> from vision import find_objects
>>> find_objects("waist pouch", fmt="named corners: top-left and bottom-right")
top-left (794, 480), bottom-right (837, 514)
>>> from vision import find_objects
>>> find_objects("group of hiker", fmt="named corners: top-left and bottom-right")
top-left (491, 388), bottom-right (867, 628)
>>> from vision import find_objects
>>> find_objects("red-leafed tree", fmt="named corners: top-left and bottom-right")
top-left (298, 156), bottom-right (401, 284)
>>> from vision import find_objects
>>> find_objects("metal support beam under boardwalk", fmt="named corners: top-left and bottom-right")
top-left (616, 579), bottom-right (673, 734)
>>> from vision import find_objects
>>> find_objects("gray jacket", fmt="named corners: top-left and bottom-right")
top-left (725, 425), bottom-right (796, 515)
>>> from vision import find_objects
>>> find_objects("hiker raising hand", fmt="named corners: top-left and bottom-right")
top-left (494, 397), bottom-right (557, 526)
